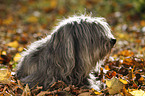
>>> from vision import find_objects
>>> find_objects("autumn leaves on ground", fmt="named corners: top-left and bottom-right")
top-left (0, 0), bottom-right (145, 96)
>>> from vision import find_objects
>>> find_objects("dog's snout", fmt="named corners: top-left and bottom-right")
top-left (110, 39), bottom-right (116, 45)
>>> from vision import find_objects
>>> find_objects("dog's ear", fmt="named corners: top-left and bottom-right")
top-left (52, 24), bottom-right (75, 77)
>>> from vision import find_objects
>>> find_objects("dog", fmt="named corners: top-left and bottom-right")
top-left (16, 15), bottom-right (116, 90)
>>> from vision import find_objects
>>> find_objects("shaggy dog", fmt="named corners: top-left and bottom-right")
top-left (16, 15), bottom-right (116, 90)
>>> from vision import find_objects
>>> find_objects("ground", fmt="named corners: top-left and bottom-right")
top-left (0, 0), bottom-right (145, 95)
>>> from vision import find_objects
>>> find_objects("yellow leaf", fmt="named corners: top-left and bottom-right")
top-left (50, 0), bottom-right (57, 8)
top-left (3, 16), bottom-right (13, 25)
top-left (105, 65), bottom-right (110, 70)
top-left (119, 79), bottom-right (128, 84)
top-left (122, 87), bottom-right (132, 96)
top-left (91, 88), bottom-right (95, 91)
top-left (7, 41), bottom-right (19, 48)
top-left (139, 77), bottom-right (144, 82)
top-left (2, 51), bottom-right (7, 55)
top-left (27, 16), bottom-right (38, 23)
top-left (119, 50), bottom-right (134, 57)
top-left (119, 33), bottom-right (125, 38)
top-left (140, 20), bottom-right (145, 26)
top-left (19, 6), bottom-right (28, 13)
top-left (18, 47), bottom-right (24, 52)
top-left (130, 90), bottom-right (145, 96)
top-left (94, 92), bottom-right (102, 95)
top-left (91, 88), bottom-right (102, 95)
top-left (13, 53), bottom-right (21, 62)
top-left (0, 69), bottom-right (7, 77)
top-left (106, 77), bottom-right (124, 95)
top-left (0, 69), bottom-right (11, 84)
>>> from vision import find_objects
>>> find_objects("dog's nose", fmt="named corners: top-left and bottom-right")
top-left (110, 39), bottom-right (116, 45)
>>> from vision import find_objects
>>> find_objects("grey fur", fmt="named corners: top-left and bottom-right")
top-left (16, 15), bottom-right (116, 90)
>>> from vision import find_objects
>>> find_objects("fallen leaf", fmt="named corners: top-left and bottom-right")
top-left (7, 41), bottom-right (19, 48)
top-left (129, 68), bottom-right (135, 80)
top-left (13, 53), bottom-right (21, 62)
top-left (0, 56), bottom-right (4, 64)
top-left (37, 91), bottom-right (51, 96)
top-left (26, 16), bottom-right (38, 23)
top-left (122, 87), bottom-right (132, 96)
top-left (78, 92), bottom-right (90, 96)
top-left (105, 65), bottom-right (110, 70)
top-left (118, 50), bottom-right (134, 57)
top-left (0, 69), bottom-right (11, 84)
top-left (22, 84), bottom-right (31, 96)
top-left (91, 88), bottom-right (102, 95)
top-left (2, 51), bottom-right (7, 55)
top-left (138, 76), bottom-right (144, 83)
top-left (106, 77), bottom-right (124, 95)
top-left (0, 53), bottom-right (11, 65)
top-left (140, 20), bottom-right (145, 26)
top-left (133, 83), bottom-right (138, 89)
top-left (106, 71), bottom-right (116, 79)
top-left (18, 47), bottom-right (24, 52)
top-left (3, 16), bottom-right (13, 25)
top-left (130, 90), bottom-right (145, 96)
top-left (119, 79), bottom-right (128, 84)
top-left (94, 91), bottom-right (102, 95)
top-left (50, 0), bottom-right (57, 8)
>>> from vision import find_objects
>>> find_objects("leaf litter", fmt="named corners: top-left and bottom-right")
top-left (0, 0), bottom-right (145, 95)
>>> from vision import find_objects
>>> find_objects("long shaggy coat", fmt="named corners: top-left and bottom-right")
top-left (16, 15), bottom-right (116, 90)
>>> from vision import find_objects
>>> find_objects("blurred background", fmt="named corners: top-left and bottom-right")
top-left (0, 0), bottom-right (145, 67)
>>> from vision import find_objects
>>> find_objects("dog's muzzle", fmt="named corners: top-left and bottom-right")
top-left (110, 39), bottom-right (116, 45)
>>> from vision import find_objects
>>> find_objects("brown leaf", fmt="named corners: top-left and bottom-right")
top-left (106, 71), bottom-right (116, 79)
top-left (50, 81), bottom-right (67, 90)
top-left (22, 84), bottom-right (31, 96)
top-left (37, 91), bottom-right (51, 96)
top-left (78, 92), bottom-right (91, 96)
